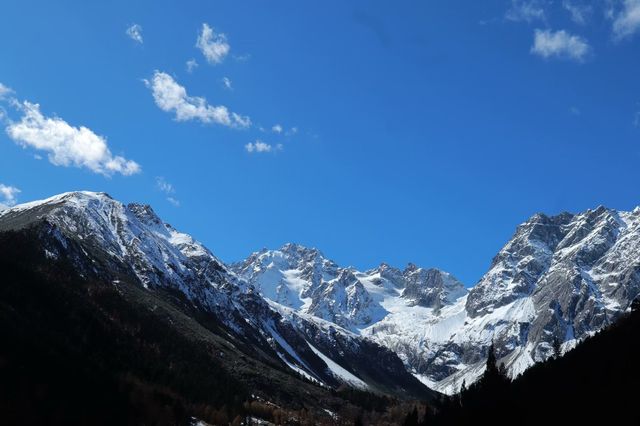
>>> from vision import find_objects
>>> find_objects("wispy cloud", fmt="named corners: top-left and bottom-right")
top-left (506, 0), bottom-right (547, 23)
top-left (6, 101), bottom-right (140, 176)
top-left (156, 176), bottom-right (175, 194)
top-left (0, 183), bottom-right (20, 209)
top-left (126, 24), bottom-right (143, 44)
top-left (245, 140), bottom-right (282, 153)
top-left (196, 23), bottom-right (230, 65)
top-left (186, 59), bottom-right (198, 73)
top-left (222, 77), bottom-right (233, 90)
top-left (478, 18), bottom-right (500, 26)
top-left (563, 1), bottom-right (592, 25)
top-left (233, 53), bottom-right (251, 62)
top-left (272, 124), bottom-right (283, 134)
top-left (569, 106), bottom-right (581, 116)
top-left (0, 83), bottom-right (13, 100)
top-left (531, 29), bottom-right (591, 61)
top-left (0, 83), bottom-right (12, 123)
top-left (156, 176), bottom-right (180, 206)
top-left (612, 0), bottom-right (640, 40)
top-left (145, 71), bottom-right (250, 128)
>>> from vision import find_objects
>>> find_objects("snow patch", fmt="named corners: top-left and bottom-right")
top-left (306, 342), bottom-right (369, 390)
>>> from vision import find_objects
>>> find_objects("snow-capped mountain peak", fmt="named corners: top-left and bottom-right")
top-left (232, 244), bottom-right (468, 332)
top-left (233, 206), bottom-right (640, 395)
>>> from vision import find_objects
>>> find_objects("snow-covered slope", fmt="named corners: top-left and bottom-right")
top-left (233, 206), bottom-right (640, 394)
top-left (0, 192), bottom-right (433, 399)
top-left (231, 245), bottom-right (471, 391)
top-left (1, 192), bottom-right (242, 319)
top-left (231, 245), bottom-right (465, 332)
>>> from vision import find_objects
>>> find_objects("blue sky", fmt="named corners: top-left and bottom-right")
top-left (1, 0), bottom-right (639, 285)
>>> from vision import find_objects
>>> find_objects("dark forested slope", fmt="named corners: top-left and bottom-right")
top-left (0, 226), bottom-right (420, 425)
top-left (424, 300), bottom-right (640, 425)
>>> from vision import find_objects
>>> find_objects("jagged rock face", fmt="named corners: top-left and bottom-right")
top-left (375, 263), bottom-right (405, 287)
top-left (231, 243), bottom-right (340, 309)
top-left (402, 265), bottom-right (467, 309)
top-left (465, 212), bottom-right (574, 318)
top-left (232, 244), bottom-right (394, 331)
top-left (306, 270), bottom-right (379, 328)
top-left (234, 206), bottom-right (640, 395)
top-left (233, 244), bottom-right (467, 332)
top-left (0, 192), bottom-right (433, 400)
top-left (431, 207), bottom-right (640, 393)
top-left (525, 207), bottom-right (640, 359)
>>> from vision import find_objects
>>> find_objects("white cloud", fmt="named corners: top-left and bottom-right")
top-left (272, 124), bottom-right (283, 133)
top-left (612, 0), bottom-right (640, 40)
top-left (167, 197), bottom-right (180, 207)
top-left (531, 29), bottom-right (591, 61)
top-left (145, 71), bottom-right (250, 128)
top-left (233, 53), bottom-right (251, 62)
top-left (126, 24), bottom-right (143, 44)
top-left (286, 126), bottom-right (298, 136)
top-left (156, 177), bottom-right (179, 206)
top-left (156, 176), bottom-right (175, 194)
top-left (245, 140), bottom-right (282, 153)
top-left (563, 1), bottom-right (592, 25)
top-left (506, 0), bottom-right (547, 23)
top-left (233, 113), bottom-right (251, 128)
top-left (634, 109), bottom-right (640, 127)
top-left (196, 23), bottom-right (230, 65)
top-left (0, 83), bottom-right (13, 100)
top-left (245, 140), bottom-right (271, 153)
top-left (0, 184), bottom-right (20, 209)
top-left (6, 101), bottom-right (140, 176)
top-left (186, 59), bottom-right (199, 73)
top-left (222, 77), bottom-right (233, 90)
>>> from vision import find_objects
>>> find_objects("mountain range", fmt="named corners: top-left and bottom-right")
top-left (232, 205), bottom-right (640, 393)
top-left (1, 191), bottom-right (639, 404)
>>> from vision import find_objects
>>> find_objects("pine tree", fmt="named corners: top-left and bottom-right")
top-left (485, 343), bottom-right (499, 377)
top-left (552, 335), bottom-right (563, 358)
top-left (459, 380), bottom-right (467, 407)
top-left (498, 362), bottom-right (507, 378)
top-left (481, 343), bottom-right (510, 388)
